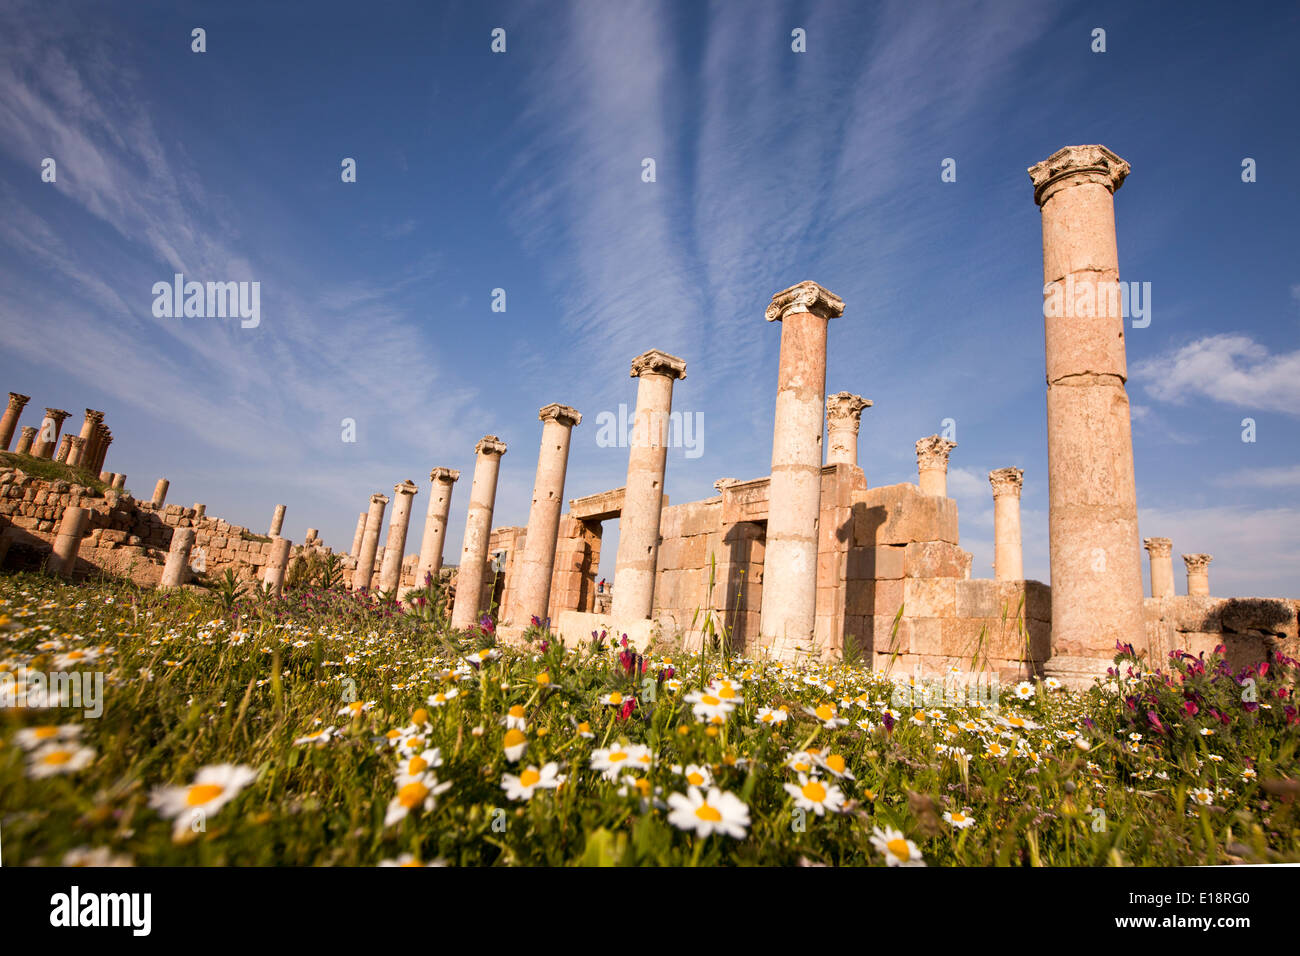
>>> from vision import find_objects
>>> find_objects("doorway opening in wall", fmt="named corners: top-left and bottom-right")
top-left (595, 517), bottom-right (618, 613)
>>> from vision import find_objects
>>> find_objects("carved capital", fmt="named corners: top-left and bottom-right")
top-left (1028, 144), bottom-right (1130, 206)
top-left (630, 349), bottom-right (687, 381)
top-left (43, 408), bottom-right (71, 423)
top-left (713, 477), bottom-right (740, 493)
top-left (429, 467), bottom-right (460, 484)
top-left (988, 466), bottom-right (1024, 497)
top-left (826, 392), bottom-right (871, 428)
top-left (539, 403), bottom-right (582, 427)
top-left (393, 479), bottom-right (419, 497)
top-left (369, 493), bottom-right (390, 507)
top-left (475, 435), bottom-right (508, 457)
top-left (83, 408), bottom-right (105, 425)
top-left (765, 280), bottom-right (844, 322)
top-left (1182, 553), bottom-right (1213, 573)
top-left (1142, 536), bottom-right (1172, 557)
top-left (915, 435), bottom-right (956, 470)
top-left (7, 392), bottom-right (31, 411)
top-left (69, 436), bottom-right (85, 449)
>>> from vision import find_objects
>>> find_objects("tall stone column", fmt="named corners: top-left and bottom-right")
top-left (1143, 537), bottom-right (1174, 599)
top-left (915, 435), bottom-right (956, 496)
top-left (160, 528), bottom-right (196, 588)
top-left (193, 503), bottom-right (206, 519)
top-left (54, 435), bottom-right (72, 463)
top-left (415, 468), bottom-right (460, 588)
top-left (513, 404), bottom-right (582, 625)
top-left (758, 281), bottom-right (844, 657)
top-left (350, 512), bottom-right (367, 558)
top-left (352, 493), bottom-right (389, 591)
top-left (451, 436), bottom-right (507, 629)
top-left (263, 536), bottom-right (292, 595)
top-left (989, 467), bottom-right (1025, 580)
top-left (379, 480), bottom-right (419, 593)
top-left (269, 504), bottom-right (286, 537)
top-left (305, 528), bottom-right (318, 544)
top-left (151, 478), bottom-right (169, 509)
top-left (66, 436), bottom-right (86, 467)
top-left (46, 506), bottom-right (89, 578)
top-left (0, 393), bottom-right (30, 451)
top-left (14, 426), bottom-right (35, 455)
top-left (1030, 144), bottom-right (1145, 683)
top-left (75, 410), bottom-right (103, 464)
top-left (93, 430), bottom-right (112, 474)
top-left (826, 392), bottom-right (871, 467)
top-left (1183, 553), bottom-right (1212, 597)
top-left (33, 408), bottom-right (70, 459)
top-left (110, 474), bottom-right (126, 490)
top-left (612, 351), bottom-right (687, 622)
top-left (85, 423), bottom-right (106, 472)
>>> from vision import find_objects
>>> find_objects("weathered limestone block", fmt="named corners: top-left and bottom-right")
top-left (902, 541), bottom-right (972, 579)
top-left (853, 483), bottom-right (959, 546)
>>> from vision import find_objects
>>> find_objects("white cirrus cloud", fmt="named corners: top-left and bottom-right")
top-left (1134, 334), bottom-right (1300, 417)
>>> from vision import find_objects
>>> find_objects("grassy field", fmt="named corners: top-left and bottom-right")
top-left (1, 571), bottom-right (1297, 866)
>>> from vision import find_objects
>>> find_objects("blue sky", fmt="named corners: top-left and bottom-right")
top-left (1, 0), bottom-right (1297, 597)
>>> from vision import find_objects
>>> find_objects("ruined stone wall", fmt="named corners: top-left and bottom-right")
top-left (0, 467), bottom-right (339, 587)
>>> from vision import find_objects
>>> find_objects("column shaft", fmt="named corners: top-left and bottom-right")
top-left (759, 282), bottom-right (844, 656)
top-left (350, 512), bottom-right (367, 558)
top-left (1143, 537), bottom-right (1174, 599)
top-left (415, 469), bottom-right (459, 588)
top-left (612, 352), bottom-right (686, 621)
top-left (160, 528), bottom-right (196, 588)
top-left (451, 437), bottom-right (507, 628)
top-left (0, 393), bottom-right (30, 452)
top-left (269, 504), bottom-right (286, 537)
top-left (263, 537), bottom-right (292, 594)
top-left (379, 480), bottom-right (418, 593)
top-left (513, 405), bottom-right (581, 624)
top-left (352, 494), bottom-right (388, 591)
top-left (47, 506), bottom-right (90, 577)
top-left (990, 467), bottom-right (1025, 581)
top-left (1030, 145), bottom-right (1145, 678)
top-left (151, 479), bottom-right (169, 508)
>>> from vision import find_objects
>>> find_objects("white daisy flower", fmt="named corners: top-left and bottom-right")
top-left (501, 762), bottom-right (565, 801)
top-left (783, 773), bottom-right (845, 816)
top-left (148, 764), bottom-right (258, 835)
top-left (871, 826), bottom-right (925, 866)
top-left (665, 787), bottom-right (750, 839)
top-left (27, 743), bottom-right (96, 778)
top-left (943, 810), bottom-right (975, 829)
top-left (384, 774), bottom-right (452, 826)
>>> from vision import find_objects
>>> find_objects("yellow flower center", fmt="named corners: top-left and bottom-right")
top-left (34, 727), bottom-right (58, 740)
top-left (717, 686), bottom-right (735, 699)
top-left (825, 755), bottom-right (846, 774)
top-left (537, 673), bottom-right (550, 685)
top-left (187, 783), bottom-right (224, 805)
top-left (608, 692), bottom-right (623, 705)
top-left (398, 781), bottom-right (429, 808)
top-left (951, 813), bottom-right (967, 823)
top-left (519, 769), bottom-right (541, 787)
top-left (815, 704), bottom-right (834, 721)
top-left (411, 708), bottom-right (429, 725)
top-left (41, 749), bottom-right (72, 765)
top-left (887, 838), bottom-right (911, 861)
top-left (577, 722), bottom-right (591, 734)
top-left (686, 771), bottom-right (705, 785)
top-left (701, 695), bottom-right (720, 706)
top-left (695, 803), bottom-right (722, 822)
top-left (802, 781), bottom-right (827, 802)
top-left (408, 756), bottom-right (428, 774)
top-left (608, 751), bottom-right (627, 763)
top-left (503, 729), bottom-right (526, 749)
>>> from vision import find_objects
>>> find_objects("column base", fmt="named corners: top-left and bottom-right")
top-left (1043, 654), bottom-right (1114, 691)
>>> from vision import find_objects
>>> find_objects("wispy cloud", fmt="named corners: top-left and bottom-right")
top-left (1134, 334), bottom-right (1300, 417)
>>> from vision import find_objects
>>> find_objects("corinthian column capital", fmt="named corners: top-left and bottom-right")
top-left (765, 280), bottom-right (844, 322)
top-left (1028, 144), bottom-right (1130, 206)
